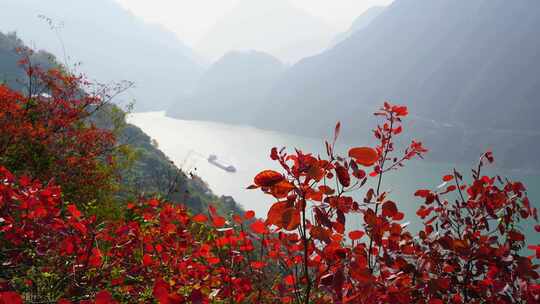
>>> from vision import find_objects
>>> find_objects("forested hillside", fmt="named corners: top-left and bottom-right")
top-left (0, 31), bottom-right (241, 215)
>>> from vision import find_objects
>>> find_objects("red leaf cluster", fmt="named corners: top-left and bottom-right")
top-left (1, 78), bottom-right (538, 304)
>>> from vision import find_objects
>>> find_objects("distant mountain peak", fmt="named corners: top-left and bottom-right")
top-left (254, 0), bottom-right (540, 170)
top-left (197, 0), bottom-right (335, 64)
top-left (168, 49), bottom-right (284, 124)
top-left (234, 0), bottom-right (290, 8)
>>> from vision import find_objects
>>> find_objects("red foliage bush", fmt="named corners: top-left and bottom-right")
top-left (0, 62), bottom-right (538, 303)
top-left (0, 54), bottom-right (117, 205)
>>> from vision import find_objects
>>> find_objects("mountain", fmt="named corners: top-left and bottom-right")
top-left (0, 30), bottom-right (241, 215)
top-left (197, 0), bottom-right (336, 64)
top-left (168, 50), bottom-right (285, 124)
top-left (330, 6), bottom-right (386, 48)
top-left (255, 0), bottom-right (540, 170)
top-left (0, 0), bottom-right (203, 111)
top-left (0, 32), bottom-right (56, 90)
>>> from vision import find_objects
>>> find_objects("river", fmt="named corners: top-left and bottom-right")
top-left (128, 112), bottom-right (540, 243)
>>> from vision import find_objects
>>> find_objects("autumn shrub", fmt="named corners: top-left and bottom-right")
top-left (0, 57), bottom-right (538, 303)
top-left (0, 49), bottom-right (120, 208)
top-left (0, 166), bottom-right (103, 303)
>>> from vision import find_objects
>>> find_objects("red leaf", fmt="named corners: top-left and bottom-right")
top-left (310, 226), bottom-right (331, 243)
top-left (336, 164), bottom-right (350, 187)
top-left (508, 230), bottom-right (525, 242)
top-left (250, 261), bottom-right (266, 269)
top-left (212, 215), bottom-right (226, 228)
top-left (306, 189), bottom-right (323, 202)
top-left (192, 214), bottom-right (208, 223)
top-left (89, 248), bottom-right (102, 268)
top-left (267, 201), bottom-right (288, 226)
top-left (307, 163), bottom-right (325, 182)
top-left (392, 212), bottom-right (405, 221)
top-left (250, 220), bottom-right (268, 234)
top-left (254, 170), bottom-right (284, 187)
top-left (452, 294), bottom-right (463, 303)
top-left (142, 254), bottom-right (153, 267)
top-left (453, 239), bottom-right (468, 250)
top-left (319, 185), bottom-right (335, 195)
top-left (349, 147), bottom-right (379, 167)
top-left (153, 278), bottom-right (170, 304)
top-left (266, 202), bottom-right (300, 230)
top-left (270, 180), bottom-right (295, 198)
top-left (95, 290), bottom-right (115, 304)
top-left (284, 275), bottom-right (295, 286)
top-left (0, 292), bottom-right (23, 304)
top-left (148, 198), bottom-right (160, 207)
top-left (391, 105), bottom-right (408, 117)
top-left (206, 256), bottom-right (220, 265)
top-left (67, 204), bottom-right (81, 219)
top-left (442, 174), bottom-right (454, 182)
top-left (442, 185), bottom-right (457, 194)
top-left (348, 230), bottom-right (365, 240)
top-left (233, 214), bottom-right (243, 224)
top-left (382, 201), bottom-right (398, 218)
top-left (244, 210), bottom-right (255, 220)
top-left (279, 208), bottom-right (301, 231)
top-left (351, 164), bottom-right (366, 179)
top-left (331, 222), bottom-right (344, 235)
top-left (416, 206), bottom-right (433, 219)
top-left (414, 189), bottom-right (431, 198)
top-left (270, 147), bottom-right (279, 160)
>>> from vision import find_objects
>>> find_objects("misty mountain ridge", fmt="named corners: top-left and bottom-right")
top-left (261, 0), bottom-right (540, 131)
top-left (197, 0), bottom-right (336, 64)
top-left (166, 0), bottom-right (540, 172)
top-left (253, 0), bottom-right (540, 170)
top-left (0, 0), bottom-right (203, 111)
top-left (168, 50), bottom-right (285, 124)
top-left (330, 6), bottom-right (386, 48)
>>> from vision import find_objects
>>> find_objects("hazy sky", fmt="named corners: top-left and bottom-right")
top-left (116, 0), bottom-right (393, 46)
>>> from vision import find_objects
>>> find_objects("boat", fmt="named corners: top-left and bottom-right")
top-left (208, 154), bottom-right (237, 173)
